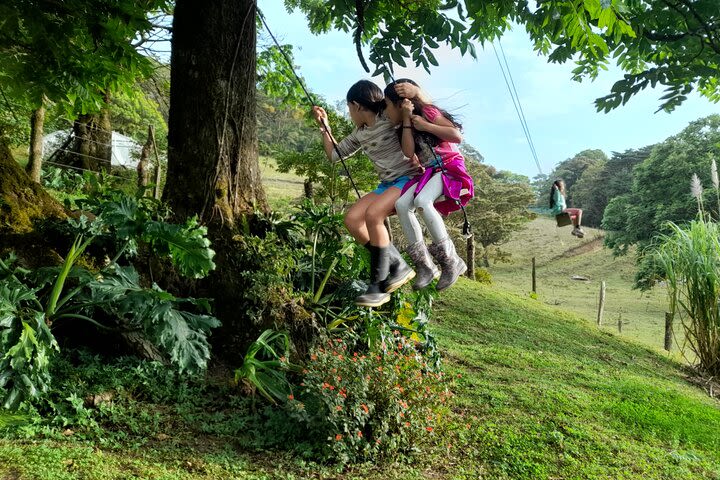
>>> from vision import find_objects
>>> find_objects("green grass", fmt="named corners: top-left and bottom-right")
top-left (5, 155), bottom-right (718, 478)
top-left (489, 217), bottom-right (675, 353)
top-left (430, 280), bottom-right (720, 478)
top-left (259, 156), bottom-right (305, 211)
top-left (2, 279), bottom-right (719, 479)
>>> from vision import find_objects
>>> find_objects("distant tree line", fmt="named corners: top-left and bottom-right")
top-left (536, 115), bottom-right (720, 260)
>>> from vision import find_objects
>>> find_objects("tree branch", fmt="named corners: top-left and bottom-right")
top-left (354, 0), bottom-right (370, 73)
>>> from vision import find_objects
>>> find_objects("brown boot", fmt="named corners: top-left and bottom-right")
top-left (428, 238), bottom-right (467, 291)
top-left (406, 242), bottom-right (439, 290)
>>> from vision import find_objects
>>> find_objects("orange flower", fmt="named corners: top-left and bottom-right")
top-left (360, 404), bottom-right (369, 413)
top-left (287, 394), bottom-right (294, 400)
top-left (336, 405), bottom-right (342, 411)
top-left (310, 354), bottom-right (318, 361)
top-left (426, 427), bottom-right (433, 432)
top-left (357, 431), bottom-right (363, 437)
top-left (335, 434), bottom-right (342, 441)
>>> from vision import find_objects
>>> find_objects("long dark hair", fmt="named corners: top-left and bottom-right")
top-left (384, 78), bottom-right (462, 148)
top-left (549, 180), bottom-right (565, 208)
top-left (346, 80), bottom-right (386, 114)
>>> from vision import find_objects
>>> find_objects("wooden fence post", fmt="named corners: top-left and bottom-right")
top-left (617, 313), bottom-right (623, 333)
top-left (149, 125), bottom-right (162, 200)
top-left (664, 312), bottom-right (673, 351)
top-left (466, 233), bottom-right (475, 280)
top-left (531, 257), bottom-right (536, 294)
top-left (597, 281), bottom-right (606, 326)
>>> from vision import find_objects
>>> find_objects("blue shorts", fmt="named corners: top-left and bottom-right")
top-left (373, 176), bottom-right (412, 195)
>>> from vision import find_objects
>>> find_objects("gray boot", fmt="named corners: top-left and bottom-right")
top-left (406, 242), bottom-right (440, 290)
top-left (384, 243), bottom-right (416, 293)
top-left (428, 238), bottom-right (467, 291)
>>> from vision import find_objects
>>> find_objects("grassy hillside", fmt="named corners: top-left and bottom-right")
top-left (259, 156), bottom-right (305, 210)
top-left (253, 157), bottom-right (674, 354)
top-left (2, 279), bottom-right (719, 479)
top-left (488, 217), bottom-right (674, 353)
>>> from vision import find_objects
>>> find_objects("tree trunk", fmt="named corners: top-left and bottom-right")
top-left (304, 178), bottom-right (314, 200)
top-left (162, 0), bottom-right (298, 362)
top-left (0, 139), bottom-right (66, 234)
top-left (57, 95), bottom-right (112, 173)
top-left (137, 126), bottom-right (152, 193)
top-left (0, 138), bottom-right (67, 268)
top-left (26, 105), bottom-right (45, 183)
top-left (163, 0), bottom-right (266, 224)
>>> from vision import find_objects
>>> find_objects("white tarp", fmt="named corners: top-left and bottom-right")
top-left (43, 130), bottom-right (142, 168)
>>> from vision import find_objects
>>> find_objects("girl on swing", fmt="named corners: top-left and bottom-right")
top-left (549, 179), bottom-right (585, 238)
top-left (384, 79), bottom-right (474, 291)
top-left (312, 80), bottom-right (420, 308)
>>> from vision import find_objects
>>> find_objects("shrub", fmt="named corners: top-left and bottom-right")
top-left (654, 216), bottom-right (720, 375)
top-left (474, 267), bottom-right (492, 284)
top-left (287, 330), bottom-right (452, 464)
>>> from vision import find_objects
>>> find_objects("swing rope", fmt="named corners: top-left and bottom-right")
top-left (257, 9), bottom-right (361, 200)
top-left (386, 69), bottom-right (472, 237)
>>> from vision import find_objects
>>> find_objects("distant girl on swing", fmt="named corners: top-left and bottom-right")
top-left (312, 80), bottom-right (420, 308)
top-left (549, 179), bottom-right (585, 238)
top-left (384, 79), bottom-right (474, 291)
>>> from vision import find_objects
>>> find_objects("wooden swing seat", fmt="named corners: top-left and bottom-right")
top-left (555, 212), bottom-right (572, 227)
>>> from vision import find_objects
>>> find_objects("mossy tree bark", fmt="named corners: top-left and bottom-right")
top-left (163, 0), bottom-right (289, 360)
top-left (163, 0), bottom-right (266, 224)
top-left (0, 138), bottom-right (65, 234)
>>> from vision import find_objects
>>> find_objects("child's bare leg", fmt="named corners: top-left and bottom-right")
top-left (365, 188), bottom-right (400, 247)
top-left (344, 193), bottom-right (377, 244)
top-left (565, 208), bottom-right (582, 227)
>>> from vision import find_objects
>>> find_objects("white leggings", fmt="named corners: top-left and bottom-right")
top-left (395, 173), bottom-right (448, 245)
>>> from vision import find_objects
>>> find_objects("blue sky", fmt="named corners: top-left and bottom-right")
top-left (259, 2), bottom-right (718, 179)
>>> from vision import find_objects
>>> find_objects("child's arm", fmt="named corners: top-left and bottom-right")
top-left (410, 111), bottom-right (463, 144)
top-left (312, 106), bottom-right (336, 161)
top-left (400, 99), bottom-right (416, 159)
